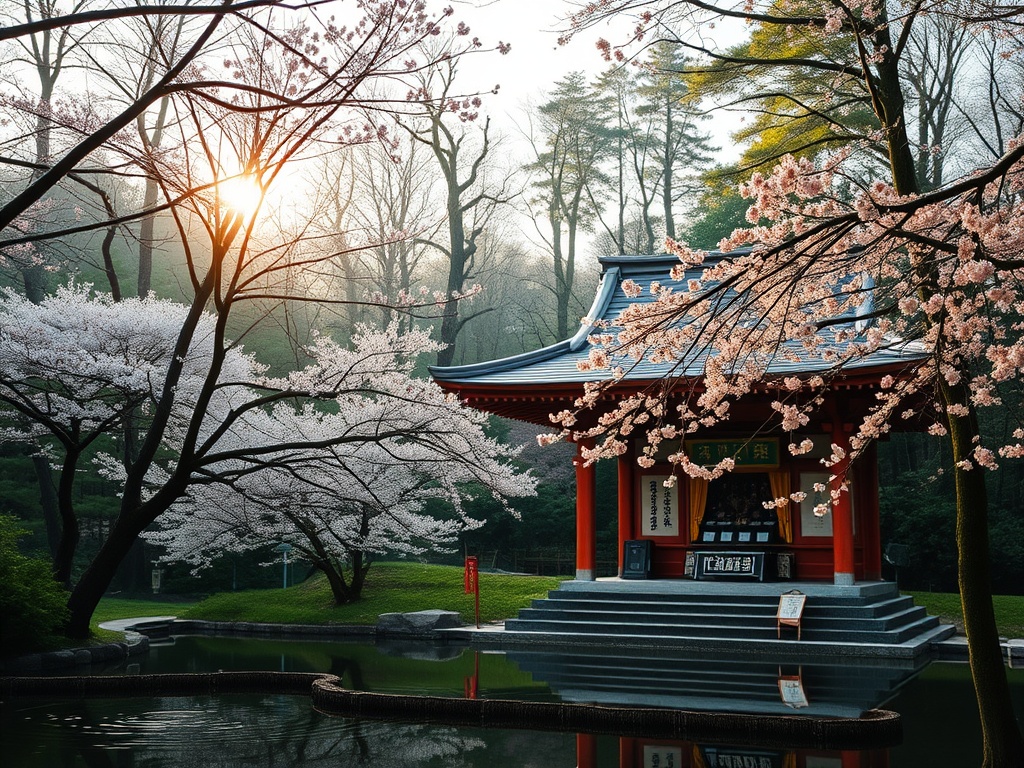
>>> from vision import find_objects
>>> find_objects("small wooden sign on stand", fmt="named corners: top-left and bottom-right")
top-left (777, 590), bottom-right (807, 640)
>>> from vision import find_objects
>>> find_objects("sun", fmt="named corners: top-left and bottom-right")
top-left (218, 175), bottom-right (264, 218)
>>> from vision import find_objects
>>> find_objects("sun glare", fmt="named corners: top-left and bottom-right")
top-left (219, 175), bottom-right (264, 218)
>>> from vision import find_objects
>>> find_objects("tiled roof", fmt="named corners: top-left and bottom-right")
top-left (430, 252), bottom-right (928, 387)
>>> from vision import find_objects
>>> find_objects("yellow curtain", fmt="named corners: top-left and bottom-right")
top-left (769, 470), bottom-right (793, 542)
top-left (783, 753), bottom-right (797, 768)
top-left (688, 477), bottom-right (709, 541)
top-left (692, 745), bottom-right (707, 768)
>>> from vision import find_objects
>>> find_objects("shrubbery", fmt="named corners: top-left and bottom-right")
top-left (0, 514), bottom-right (69, 656)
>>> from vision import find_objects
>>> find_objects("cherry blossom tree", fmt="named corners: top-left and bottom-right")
top-left (145, 324), bottom-right (534, 604)
top-left (0, 0), bottom-right (512, 638)
top-left (0, 283), bottom-right (254, 584)
top-left (563, 1), bottom-right (1024, 765)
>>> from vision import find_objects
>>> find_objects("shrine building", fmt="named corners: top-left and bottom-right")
top-left (431, 253), bottom-right (928, 588)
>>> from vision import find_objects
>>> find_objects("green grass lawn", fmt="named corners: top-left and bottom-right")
top-left (90, 569), bottom-right (1024, 638)
top-left (908, 591), bottom-right (1024, 639)
top-left (94, 562), bottom-right (564, 629)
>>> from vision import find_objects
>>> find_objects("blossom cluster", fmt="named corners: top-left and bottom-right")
top-left (553, 134), bottom-right (1024, 486)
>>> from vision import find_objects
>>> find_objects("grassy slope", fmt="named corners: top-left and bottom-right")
top-left (95, 562), bottom-right (564, 629)
top-left (91, 565), bottom-right (1024, 638)
top-left (909, 591), bottom-right (1024, 638)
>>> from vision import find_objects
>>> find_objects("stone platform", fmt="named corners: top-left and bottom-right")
top-left (450, 578), bottom-right (955, 659)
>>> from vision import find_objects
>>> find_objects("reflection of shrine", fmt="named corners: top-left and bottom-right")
top-left (577, 735), bottom-right (891, 768)
top-left (504, 647), bottom-right (926, 720)
top-left (431, 253), bottom-right (927, 587)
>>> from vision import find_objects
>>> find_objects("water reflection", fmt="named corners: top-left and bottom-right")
top-left (505, 647), bottom-right (928, 718)
top-left (580, 735), bottom-right (890, 768)
top-left (3, 693), bottom-right (571, 767)
top-left (2, 692), bottom-right (885, 768)
top-left (5, 634), bottom-right (1023, 766)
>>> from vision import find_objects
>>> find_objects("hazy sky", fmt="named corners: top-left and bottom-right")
top-left (451, 0), bottom-right (744, 164)
top-left (453, 0), bottom-right (609, 111)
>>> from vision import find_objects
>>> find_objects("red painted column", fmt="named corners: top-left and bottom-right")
top-left (861, 441), bottom-right (882, 580)
top-left (619, 737), bottom-right (637, 768)
top-left (830, 424), bottom-right (856, 586)
top-left (577, 734), bottom-right (598, 768)
top-left (575, 439), bottom-right (597, 581)
top-left (617, 450), bottom-right (635, 577)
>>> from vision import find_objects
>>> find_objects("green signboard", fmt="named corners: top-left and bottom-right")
top-left (685, 438), bottom-right (780, 468)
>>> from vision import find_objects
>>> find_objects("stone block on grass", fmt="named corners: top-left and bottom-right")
top-left (377, 610), bottom-right (463, 636)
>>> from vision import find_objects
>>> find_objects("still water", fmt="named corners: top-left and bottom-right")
top-left (3, 635), bottom-right (1023, 767)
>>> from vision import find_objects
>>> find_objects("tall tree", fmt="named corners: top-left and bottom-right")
top-left (403, 57), bottom-right (513, 367)
top-left (634, 42), bottom-right (715, 247)
top-left (527, 72), bottom-right (614, 338)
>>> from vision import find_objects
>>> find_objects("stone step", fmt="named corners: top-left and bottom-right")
top-left (503, 614), bottom-right (940, 644)
top-left (510, 659), bottom-right (909, 694)
top-left (515, 604), bottom-right (930, 632)
top-left (507, 651), bottom-right (918, 679)
top-left (545, 583), bottom-right (901, 607)
top-left (529, 595), bottom-right (918, 620)
top-left (510, 670), bottom-right (895, 704)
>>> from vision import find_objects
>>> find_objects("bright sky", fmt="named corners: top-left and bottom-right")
top-left (451, 0), bottom-right (745, 162)
top-left (453, 0), bottom-right (613, 109)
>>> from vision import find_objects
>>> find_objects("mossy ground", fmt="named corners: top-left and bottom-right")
top-left (93, 562), bottom-right (563, 632)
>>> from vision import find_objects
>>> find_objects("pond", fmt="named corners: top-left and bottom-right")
top-left (3, 635), bottom-right (1023, 767)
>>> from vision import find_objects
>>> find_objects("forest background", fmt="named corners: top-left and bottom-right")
top-left (0, 0), bottom-right (1021, 602)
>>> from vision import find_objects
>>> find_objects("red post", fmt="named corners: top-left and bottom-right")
top-left (464, 556), bottom-right (480, 627)
top-left (575, 440), bottom-right (597, 581)
top-left (861, 441), bottom-right (883, 580)
top-left (830, 424), bottom-right (856, 586)
top-left (617, 451), bottom-right (634, 577)
top-left (576, 734), bottom-right (598, 768)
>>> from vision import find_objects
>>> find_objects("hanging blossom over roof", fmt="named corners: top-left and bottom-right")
top-left (550, 137), bottom-right (1024, 479)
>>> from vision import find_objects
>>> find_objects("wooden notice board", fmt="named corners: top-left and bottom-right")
top-left (777, 590), bottom-right (807, 640)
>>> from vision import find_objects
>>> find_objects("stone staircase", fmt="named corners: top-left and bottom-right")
top-left (478, 580), bottom-right (954, 658)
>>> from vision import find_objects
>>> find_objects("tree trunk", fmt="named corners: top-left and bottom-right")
top-left (321, 563), bottom-right (356, 605)
top-left (66, 512), bottom-right (148, 638)
top-left (436, 186), bottom-right (467, 368)
top-left (662, 96), bottom-right (675, 241)
top-left (31, 454), bottom-right (61, 561)
top-left (138, 177), bottom-right (159, 297)
top-left (53, 446), bottom-right (83, 588)
top-left (944, 385), bottom-right (1024, 768)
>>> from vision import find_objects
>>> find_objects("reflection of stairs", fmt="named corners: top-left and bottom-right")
top-left (492, 580), bottom-right (953, 657)
top-left (504, 647), bottom-right (927, 717)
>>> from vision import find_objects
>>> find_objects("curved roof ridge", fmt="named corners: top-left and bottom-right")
top-left (429, 266), bottom-right (621, 380)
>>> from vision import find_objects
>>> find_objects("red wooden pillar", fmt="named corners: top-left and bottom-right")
top-left (860, 441), bottom-right (882, 580)
top-left (577, 734), bottom-right (598, 768)
top-left (619, 737), bottom-right (637, 768)
top-left (830, 424), bottom-right (856, 586)
top-left (575, 439), bottom-right (597, 581)
top-left (617, 450), bottom-right (635, 577)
